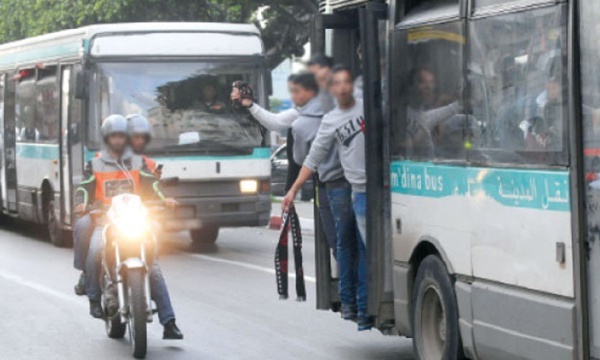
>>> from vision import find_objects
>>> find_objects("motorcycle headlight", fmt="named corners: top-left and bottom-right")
top-left (113, 213), bottom-right (148, 239)
top-left (108, 194), bottom-right (149, 240)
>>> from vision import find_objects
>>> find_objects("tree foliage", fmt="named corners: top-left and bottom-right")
top-left (0, 0), bottom-right (319, 68)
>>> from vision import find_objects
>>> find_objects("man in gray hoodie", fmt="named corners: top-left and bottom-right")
top-left (282, 65), bottom-right (371, 331)
top-left (231, 73), bottom-right (344, 253)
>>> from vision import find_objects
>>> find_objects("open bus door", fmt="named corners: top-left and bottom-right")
top-left (2, 74), bottom-right (18, 214)
top-left (311, 2), bottom-right (395, 329)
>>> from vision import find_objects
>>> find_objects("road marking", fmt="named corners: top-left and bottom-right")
top-left (190, 254), bottom-right (317, 283)
top-left (0, 269), bottom-right (83, 306)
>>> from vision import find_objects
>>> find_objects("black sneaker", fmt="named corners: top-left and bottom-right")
top-left (358, 315), bottom-right (374, 331)
top-left (163, 320), bottom-right (184, 340)
top-left (89, 300), bottom-right (103, 319)
top-left (74, 272), bottom-right (86, 296)
top-left (341, 304), bottom-right (357, 321)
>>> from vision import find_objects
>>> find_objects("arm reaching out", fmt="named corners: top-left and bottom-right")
top-left (231, 87), bottom-right (298, 131)
top-left (248, 104), bottom-right (299, 132)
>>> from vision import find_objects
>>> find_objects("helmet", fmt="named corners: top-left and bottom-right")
top-left (101, 114), bottom-right (128, 142)
top-left (127, 114), bottom-right (152, 140)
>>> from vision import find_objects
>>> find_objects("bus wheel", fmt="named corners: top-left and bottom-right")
top-left (412, 255), bottom-right (465, 360)
top-left (190, 225), bottom-right (219, 245)
top-left (46, 200), bottom-right (70, 248)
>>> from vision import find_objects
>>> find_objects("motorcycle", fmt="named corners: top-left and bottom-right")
top-left (98, 193), bottom-right (161, 359)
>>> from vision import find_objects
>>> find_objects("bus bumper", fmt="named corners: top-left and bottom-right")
top-left (162, 194), bottom-right (272, 231)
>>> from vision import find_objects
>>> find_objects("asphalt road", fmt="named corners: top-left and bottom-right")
top-left (0, 211), bottom-right (413, 360)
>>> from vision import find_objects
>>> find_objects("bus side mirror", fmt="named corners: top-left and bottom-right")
top-left (75, 71), bottom-right (88, 100)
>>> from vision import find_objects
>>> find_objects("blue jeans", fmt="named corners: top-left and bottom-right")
top-left (86, 227), bottom-right (176, 325)
top-left (73, 215), bottom-right (94, 271)
top-left (327, 185), bottom-right (357, 308)
top-left (352, 191), bottom-right (368, 316)
top-left (317, 182), bottom-right (338, 254)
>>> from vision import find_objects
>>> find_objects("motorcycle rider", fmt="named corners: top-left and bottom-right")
top-left (73, 114), bottom-right (160, 294)
top-left (74, 114), bottom-right (183, 339)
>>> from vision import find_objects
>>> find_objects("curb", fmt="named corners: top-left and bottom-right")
top-left (269, 214), bottom-right (315, 235)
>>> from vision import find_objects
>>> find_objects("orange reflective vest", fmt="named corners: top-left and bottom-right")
top-left (75, 151), bottom-right (164, 207)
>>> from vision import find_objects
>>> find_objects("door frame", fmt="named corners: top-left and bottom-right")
top-left (3, 72), bottom-right (17, 213)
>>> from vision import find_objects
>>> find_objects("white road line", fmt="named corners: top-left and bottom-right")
top-left (0, 269), bottom-right (83, 306)
top-left (190, 254), bottom-right (317, 283)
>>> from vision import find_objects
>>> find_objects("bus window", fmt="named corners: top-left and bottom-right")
top-left (390, 21), bottom-right (466, 162)
top-left (15, 70), bottom-right (37, 143)
top-left (468, 6), bottom-right (568, 166)
top-left (36, 66), bottom-right (59, 143)
top-left (474, 0), bottom-right (556, 12)
top-left (401, 0), bottom-right (459, 23)
top-left (88, 62), bottom-right (264, 155)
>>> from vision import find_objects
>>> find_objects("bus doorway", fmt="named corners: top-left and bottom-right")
top-left (312, 1), bottom-right (394, 330)
top-left (1, 74), bottom-right (17, 214)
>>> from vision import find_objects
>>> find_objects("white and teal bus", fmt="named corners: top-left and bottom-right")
top-left (0, 23), bottom-right (272, 247)
top-left (312, 0), bottom-right (600, 358)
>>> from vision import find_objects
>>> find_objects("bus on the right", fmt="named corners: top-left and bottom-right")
top-left (311, 0), bottom-right (600, 359)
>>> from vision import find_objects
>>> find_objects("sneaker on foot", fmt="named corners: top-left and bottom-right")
top-left (358, 315), bottom-right (374, 331)
top-left (341, 304), bottom-right (358, 321)
top-left (163, 320), bottom-right (184, 340)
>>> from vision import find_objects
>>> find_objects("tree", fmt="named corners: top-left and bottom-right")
top-left (0, 0), bottom-right (318, 69)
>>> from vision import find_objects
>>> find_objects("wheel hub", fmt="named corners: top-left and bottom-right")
top-left (420, 285), bottom-right (446, 359)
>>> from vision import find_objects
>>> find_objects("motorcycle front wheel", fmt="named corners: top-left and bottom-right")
top-left (102, 269), bottom-right (126, 339)
top-left (127, 269), bottom-right (148, 359)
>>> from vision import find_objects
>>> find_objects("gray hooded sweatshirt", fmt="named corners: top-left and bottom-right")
top-left (248, 97), bottom-right (344, 183)
top-left (304, 100), bottom-right (366, 192)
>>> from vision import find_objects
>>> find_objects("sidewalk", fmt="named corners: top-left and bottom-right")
top-left (270, 199), bottom-right (315, 236)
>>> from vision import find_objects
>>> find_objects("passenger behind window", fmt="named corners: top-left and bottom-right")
top-left (405, 67), bottom-right (462, 159)
top-left (192, 80), bottom-right (227, 114)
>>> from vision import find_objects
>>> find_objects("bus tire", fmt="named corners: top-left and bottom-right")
top-left (412, 255), bottom-right (465, 360)
top-left (190, 225), bottom-right (219, 245)
top-left (45, 199), bottom-right (71, 248)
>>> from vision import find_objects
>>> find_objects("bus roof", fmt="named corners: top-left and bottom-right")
top-left (0, 22), bottom-right (262, 70)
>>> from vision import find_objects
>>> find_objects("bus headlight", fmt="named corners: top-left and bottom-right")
top-left (240, 179), bottom-right (258, 194)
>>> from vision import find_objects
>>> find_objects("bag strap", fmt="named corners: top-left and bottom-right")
top-left (274, 206), bottom-right (306, 301)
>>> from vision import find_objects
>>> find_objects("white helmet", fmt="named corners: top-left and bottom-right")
top-left (101, 114), bottom-right (128, 143)
top-left (127, 114), bottom-right (152, 140)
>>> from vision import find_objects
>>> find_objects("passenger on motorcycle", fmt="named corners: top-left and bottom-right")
top-left (73, 114), bottom-right (183, 339)
top-left (127, 114), bottom-right (161, 177)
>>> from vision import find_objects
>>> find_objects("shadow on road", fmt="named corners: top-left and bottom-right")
top-left (0, 216), bottom-right (49, 243)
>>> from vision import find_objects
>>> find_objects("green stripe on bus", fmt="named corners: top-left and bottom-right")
top-left (153, 147), bottom-right (271, 161)
top-left (390, 161), bottom-right (570, 212)
top-left (0, 40), bottom-right (82, 68)
top-left (16, 143), bottom-right (59, 160)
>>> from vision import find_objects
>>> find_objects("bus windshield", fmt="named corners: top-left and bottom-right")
top-left (89, 62), bottom-right (264, 155)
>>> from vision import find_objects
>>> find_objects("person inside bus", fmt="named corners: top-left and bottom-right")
top-left (406, 67), bottom-right (462, 158)
top-left (231, 72), bottom-right (345, 256)
top-left (193, 80), bottom-right (226, 113)
top-left (281, 64), bottom-right (372, 331)
top-left (73, 115), bottom-right (183, 339)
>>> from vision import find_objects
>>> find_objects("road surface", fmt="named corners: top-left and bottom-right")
top-left (0, 211), bottom-right (413, 360)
